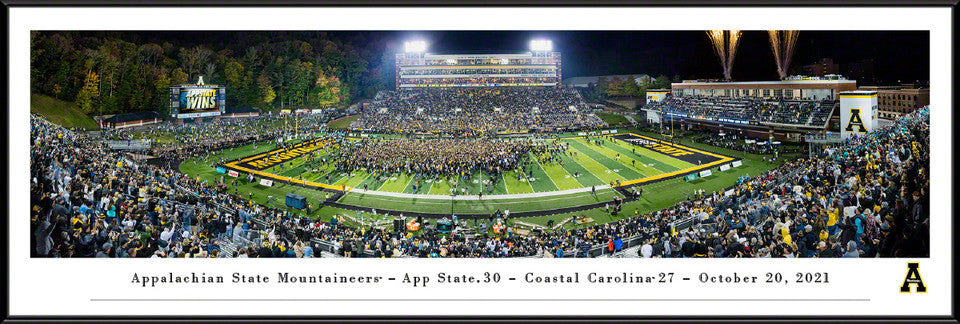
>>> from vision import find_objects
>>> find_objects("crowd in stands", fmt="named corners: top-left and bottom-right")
top-left (103, 113), bottom-right (329, 166)
top-left (633, 106), bottom-right (929, 258)
top-left (353, 87), bottom-right (602, 134)
top-left (400, 77), bottom-right (558, 86)
top-left (423, 58), bottom-right (534, 66)
top-left (648, 96), bottom-right (835, 126)
top-left (31, 102), bottom-right (928, 258)
top-left (401, 67), bottom-right (555, 76)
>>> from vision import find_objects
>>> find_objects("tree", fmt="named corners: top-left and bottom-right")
top-left (258, 74), bottom-right (276, 107)
top-left (30, 32), bottom-right (394, 115)
top-left (315, 67), bottom-right (342, 108)
top-left (594, 76), bottom-right (609, 100)
top-left (203, 62), bottom-right (217, 84)
top-left (75, 71), bottom-right (100, 114)
top-left (607, 76), bottom-right (625, 97)
top-left (180, 46), bottom-right (212, 82)
top-left (170, 68), bottom-right (188, 86)
top-left (654, 75), bottom-right (671, 89)
top-left (622, 75), bottom-right (641, 97)
top-left (223, 60), bottom-right (244, 86)
top-left (223, 60), bottom-right (245, 108)
top-left (30, 31), bottom-right (44, 94)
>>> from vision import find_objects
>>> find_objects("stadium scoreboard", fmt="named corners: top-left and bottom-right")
top-left (169, 81), bottom-right (226, 118)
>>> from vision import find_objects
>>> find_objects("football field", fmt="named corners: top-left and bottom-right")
top-left (179, 130), bottom-right (789, 230)
top-left (222, 133), bottom-right (731, 197)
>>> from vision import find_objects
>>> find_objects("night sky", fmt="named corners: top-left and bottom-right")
top-left (107, 30), bottom-right (931, 86)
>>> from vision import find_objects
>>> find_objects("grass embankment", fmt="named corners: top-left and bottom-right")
top-left (596, 111), bottom-right (631, 127)
top-left (327, 115), bottom-right (359, 130)
top-left (31, 94), bottom-right (99, 130)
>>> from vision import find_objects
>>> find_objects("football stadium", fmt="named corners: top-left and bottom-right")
top-left (30, 31), bottom-right (930, 258)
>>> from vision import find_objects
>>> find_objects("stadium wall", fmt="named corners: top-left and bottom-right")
top-left (658, 115), bottom-right (817, 142)
top-left (106, 118), bottom-right (163, 130)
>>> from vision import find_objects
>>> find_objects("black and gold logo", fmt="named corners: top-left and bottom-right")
top-left (845, 108), bottom-right (867, 133)
top-left (900, 262), bottom-right (926, 293)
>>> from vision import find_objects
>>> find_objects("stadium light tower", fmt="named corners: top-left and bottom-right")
top-left (404, 40), bottom-right (428, 53)
top-left (530, 39), bottom-right (553, 52)
top-left (530, 39), bottom-right (553, 66)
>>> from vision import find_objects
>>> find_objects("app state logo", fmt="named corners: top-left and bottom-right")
top-left (900, 262), bottom-right (926, 293)
top-left (845, 108), bottom-right (867, 133)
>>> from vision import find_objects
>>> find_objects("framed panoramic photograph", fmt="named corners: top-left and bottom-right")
top-left (4, 2), bottom-right (956, 323)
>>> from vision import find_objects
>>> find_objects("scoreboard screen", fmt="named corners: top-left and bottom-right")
top-left (170, 85), bottom-right (226, 118)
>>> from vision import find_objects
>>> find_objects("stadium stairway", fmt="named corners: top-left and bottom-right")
top-left (217, 239), bottom-right (240, 257)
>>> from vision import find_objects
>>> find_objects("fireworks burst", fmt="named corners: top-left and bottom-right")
top-left (768, 30), bottom-right (799, 79)
top-left (706, 30), bottom-right (742, 80)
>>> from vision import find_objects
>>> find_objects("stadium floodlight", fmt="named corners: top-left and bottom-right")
top-left (404, 40), bottom-right (428, 53)
top-left (530, 39), bottom-right (553, 52)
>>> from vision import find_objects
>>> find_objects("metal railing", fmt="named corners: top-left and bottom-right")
top-left (103, 139), bottom-right (153, 151)
top-left (804, 132), bottom-right (844, 144)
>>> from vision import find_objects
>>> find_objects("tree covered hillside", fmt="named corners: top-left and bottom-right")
top-left (31, 31), bottom-right (398, 116)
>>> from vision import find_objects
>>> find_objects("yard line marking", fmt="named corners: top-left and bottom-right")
top-left (567, 143), bottom-right (627, 182)
top-left (574, 138), bottom-right (649, 178)
top-left (530, 152), bottom-right (561, 191)
top-left (544, 156), bottom-right (581, 190)
top-left (392, 173), bottom-right (416, 193)
top-left (501, 172), bottom-right (509, 194)
top-left (418, 176), bottom-right (435, 194)
top-left (563, 148), bottom-right (607, 185)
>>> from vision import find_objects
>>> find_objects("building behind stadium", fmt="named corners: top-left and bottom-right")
top-left (859, 85), bottom-right (930, 120)
top-left (670, 75), bottom-right (856, 101)
top-left (643, 75), bottom-right (860, 142)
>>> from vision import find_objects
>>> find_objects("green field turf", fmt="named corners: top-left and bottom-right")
top-left (563, 141), bottom-right (628, 184)
top-left (532, 154), bottom-right (582, 191)
top-left (526, 153), bottom-right (565, 191)
top-left (234, 134), bottom-right (718, 197)
top-left (568, 139), bottom-right (645, 180)
top-left (378, 173), bottom-right (413, 192)
top-left (179, 127), bottom-right (797, 234)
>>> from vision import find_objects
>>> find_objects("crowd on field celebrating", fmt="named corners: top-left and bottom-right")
top-left (351, 87), bottom-right (603, 134)
top-left (31, 100), bottom-right (929, 258)
top-left (294, 136), bottom-right (574, 194)
top-left (332, 138), bottom-right (533, 180)
top-left (648, 96), bottom-right (835, 126)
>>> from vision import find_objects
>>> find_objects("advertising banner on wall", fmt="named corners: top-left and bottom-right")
top-left (259, 178), bottom-right (274, 187)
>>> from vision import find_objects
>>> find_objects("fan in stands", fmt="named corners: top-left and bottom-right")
top-left (31, 105), bottom-right (928, 257)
